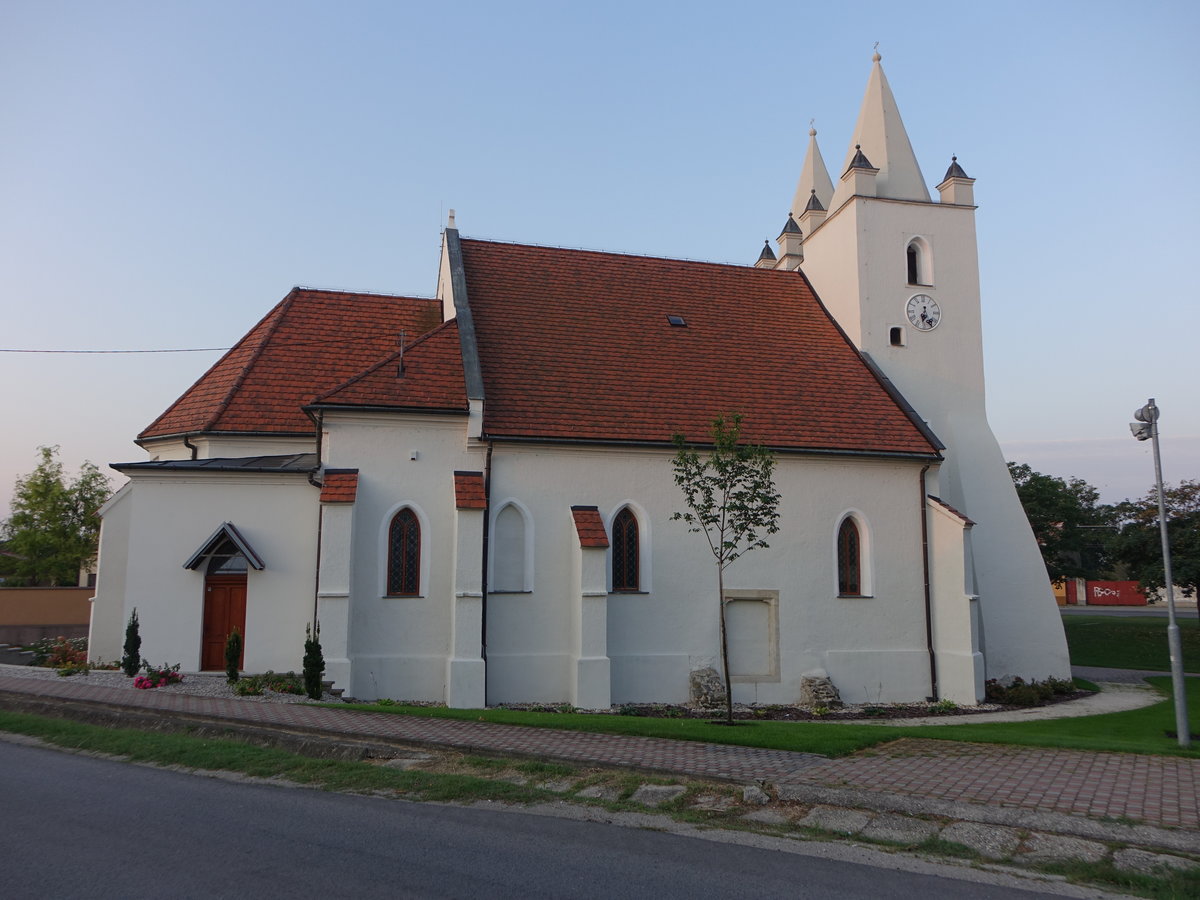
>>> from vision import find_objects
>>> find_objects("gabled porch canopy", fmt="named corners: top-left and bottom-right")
top-left (182, 522), bottom-right (265, 571)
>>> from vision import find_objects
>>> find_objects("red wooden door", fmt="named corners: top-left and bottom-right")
top-left (201, 574), bottom-right (247, 671)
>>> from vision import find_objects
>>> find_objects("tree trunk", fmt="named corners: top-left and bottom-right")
top-left (718, 565), bottom-right (733, 724)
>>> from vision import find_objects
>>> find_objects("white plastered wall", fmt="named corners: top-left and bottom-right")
top-left (92, 472), bottom-right (319, 673)
top-left (484, 444), bottom-right (938, 706)
top-left (322, 412), bottom-right (485, 702)
top-left (927, 498), bottom-right (984, 704)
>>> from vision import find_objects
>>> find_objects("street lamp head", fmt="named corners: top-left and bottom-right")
top-left (1129, 422), bottom-right (1152, 441)
top-left (1134, 399), bottom-right (1159, 424)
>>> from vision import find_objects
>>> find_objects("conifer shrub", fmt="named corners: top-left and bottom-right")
top-left (121, 608), bottom-right (141, 678)
top-left (224, 627), bottom-right (242, 684)
top-left (303, 622), bottom-right (325, 700)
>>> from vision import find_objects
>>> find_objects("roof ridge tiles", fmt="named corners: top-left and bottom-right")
top-left (291, 286), bottom-right (437, 302)
top-left (205, 288), bottom-right (300, 432)
top-left (458, 236), bottom-right (804, 278)
top-left (137, 290), bottom-right (296, 440)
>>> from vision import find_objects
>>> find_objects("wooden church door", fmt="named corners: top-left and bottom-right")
top-left (201, 574), bottom-right (246, 671)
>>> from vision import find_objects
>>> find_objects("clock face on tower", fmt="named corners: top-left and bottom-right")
top-left (905, 293), bottom-right (941, 331)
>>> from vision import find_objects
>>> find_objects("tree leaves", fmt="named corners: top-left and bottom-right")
top-left (672, 414), bottom-right (781, 572)
top-left (1, 446), bottom-right (112, 586)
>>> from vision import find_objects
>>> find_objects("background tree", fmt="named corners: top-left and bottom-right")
top-left (1, 446), bottom-right (112, 586)
top-left (1007, 462), bottom-right (1114, 584)
top-left (1110, 479), bottom-right (1199, 600)
top-left (672, 414), bottom-right (780, 724)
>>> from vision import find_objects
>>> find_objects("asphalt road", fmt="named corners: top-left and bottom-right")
top-left (0, 738), bottom-right (1070, 900)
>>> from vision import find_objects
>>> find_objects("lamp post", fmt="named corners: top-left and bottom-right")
top-left (1129, 398), bottom-right (1190, 748)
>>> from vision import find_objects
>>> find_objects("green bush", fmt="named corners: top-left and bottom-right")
top-left (303, 623), bottom-right (324, 700)
top-left (224, 627), bottom-right (242, 684)
top-left (121, 609), bottom-right (141, 678)
top-left (235, 671), bottom-right (304, 697)
top-left (985, 676), bottom-right (1077, 707)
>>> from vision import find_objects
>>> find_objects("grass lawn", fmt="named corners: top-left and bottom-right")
top-left (1063, 614), bottom-right (1200, 670)
top-left (340, 676), bottom-right (1200, 759)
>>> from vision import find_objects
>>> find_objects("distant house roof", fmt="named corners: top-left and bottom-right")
top-left (139, 288), bottom-right (442, 441)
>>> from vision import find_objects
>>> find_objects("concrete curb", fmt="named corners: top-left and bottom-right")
top-left (774, 782), bottom-right (1198, 855)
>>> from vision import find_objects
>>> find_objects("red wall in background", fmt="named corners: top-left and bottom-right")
top-left (1085, 580), bottom-right (1148, 606)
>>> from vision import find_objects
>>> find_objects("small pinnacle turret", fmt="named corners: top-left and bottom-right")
top-left (754, 239), bottom-right (777, 268)
top-left (846, 144), bottom-right (875, 173)
top-left (943, 156), bottom-right (969, 180)
top-left (937, 155), bottom-right (975, 205)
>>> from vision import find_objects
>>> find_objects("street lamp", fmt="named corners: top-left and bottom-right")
top-left (1129, 398), bottom-right (1191, 748)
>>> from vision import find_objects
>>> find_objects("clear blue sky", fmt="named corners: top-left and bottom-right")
top-left (2, 0), bottom-right (1197, 513)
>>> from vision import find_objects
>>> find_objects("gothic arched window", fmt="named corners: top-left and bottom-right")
top-left (837, 518), bottom-right (861, 596)
top-left (387, 508), bottom-right (421, 596)
top-left (906, 243), bottom-right (921, 285)
top-left (611, 507), bottom-right (639, 592)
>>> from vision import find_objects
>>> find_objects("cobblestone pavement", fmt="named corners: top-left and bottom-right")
top-left (781, 738), bottom-right (1200, 830)
top-left (3, 672), bottom-right (1198, 834)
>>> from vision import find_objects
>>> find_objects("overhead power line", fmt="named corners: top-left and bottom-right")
top-left (0, 347), bottom-right (232, 354)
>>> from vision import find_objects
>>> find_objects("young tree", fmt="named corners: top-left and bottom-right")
top-left (1, 446), bottom-right (112, 586)
top-left (1110, 480), bottom-right (1200, 600)
top-left (1007, 462), bottom-right (1114, 583)
top-left (672, 414), bottom-right (780, 724)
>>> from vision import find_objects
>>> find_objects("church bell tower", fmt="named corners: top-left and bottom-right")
top-left (778, 53), bottom-right (1071, 684)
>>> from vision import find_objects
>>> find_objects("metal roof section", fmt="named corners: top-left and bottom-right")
top-left (757, 239), bottom-right (777, 261)
top-left (845, 144), bottom-right (876, 173)
top-left (804, 188), bottom-right (825, 212)
top-left (182, 522), bottom-right (266, 571)
top-left (113, 453), bottom-right (318, 474)
top-left (858, 352), bottom-right (946, 452)
top-left (942, 155), bottom-right (970, 181)
top-left (778, 213), bottom-right (802, 237)
top-left (443, 227), bottom-right (486, 402)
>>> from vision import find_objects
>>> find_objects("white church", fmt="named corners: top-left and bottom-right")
top-left (89, 55), bottom-right (1071, 707)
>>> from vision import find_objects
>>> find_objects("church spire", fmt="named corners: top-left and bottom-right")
top-left (830, 50), bottom-right (930, 209)
top-left (791, 123), bottom-right (834, 223)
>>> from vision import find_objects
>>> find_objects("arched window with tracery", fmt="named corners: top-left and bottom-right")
top-left (387, 508), bottom-right (421, 595)
top-left (611, 507), bottom-right (639, 591)
top-left (837, 518), bottom-right (861, 596)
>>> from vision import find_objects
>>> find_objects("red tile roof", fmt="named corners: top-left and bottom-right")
top-left (571, 506), bottom-right (609, 548)
top-left (458, 240), bottom-right (938, 455)
top-left (320, 470), bottom-right (359, 503)
top-left (454, 471), bottom-right (486, 509)
top-left (139, 289), bottom-right (442, 440)
top-left (313, 320), bottom-right (468, 412)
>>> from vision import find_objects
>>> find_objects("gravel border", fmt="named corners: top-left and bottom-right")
top-left (0, 663), bottom-right (339, 704)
